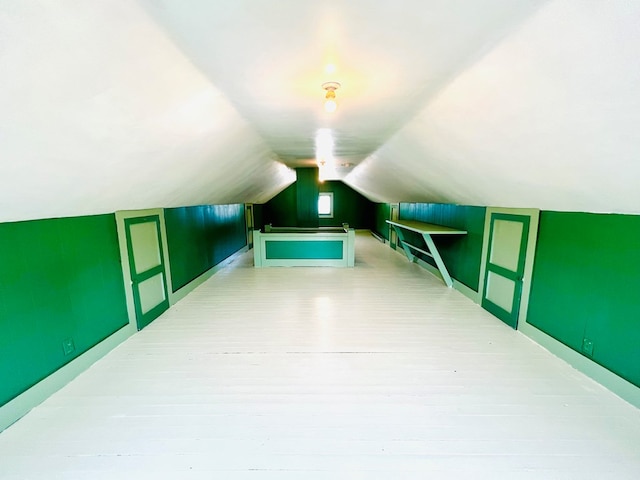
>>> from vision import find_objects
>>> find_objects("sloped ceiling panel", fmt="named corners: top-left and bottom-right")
top-left (135, 0), bottom-right (546, 171)
top-left (2, 0), bottom-right (639, 220)
top-left (346, 0), bottom-right (640, 214)
top-left (0, 0), bottom-right (294, 223)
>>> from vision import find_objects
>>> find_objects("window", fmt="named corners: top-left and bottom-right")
top-left (318, 192), bottom-right (333, 218)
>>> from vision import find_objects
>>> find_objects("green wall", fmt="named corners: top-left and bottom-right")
top-left (263, 169), bottom-right (375, 230)
top-left (296, 168), bottom-right (320, 228)
top-left (373, 203), bottom-right (391, 240)
top-left (394, 204), bottom-right (640, 389)
top-left (164, 204), bottom-right (247, 292)
top-left (252, 204), bottom-right (265, 235)
top-left (263, 183), bottom-right (297, 228)
top-left (0, 215), bottom-right (129, 406)
top-left (527, 211), bottom-right (640, 387)
top-left (399, 203), bottom-right (486, 292)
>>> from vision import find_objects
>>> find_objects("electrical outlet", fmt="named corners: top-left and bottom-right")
top-left (62, 338), bottom-right (75, 356)
top-left (582, 338), bottom-right (594, 357)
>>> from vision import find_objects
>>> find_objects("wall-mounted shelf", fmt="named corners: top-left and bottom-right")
top-left (386, 219), bottom-right (467, 287)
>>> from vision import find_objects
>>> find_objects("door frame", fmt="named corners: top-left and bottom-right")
top-left (389, 203), bottom-right (399, 250)
top-left (245, 203), bottom-right (255, 249)
top-left (478, 207), bottom-right (539, 330)
top-left (115, 209), bottom-right (174, 330)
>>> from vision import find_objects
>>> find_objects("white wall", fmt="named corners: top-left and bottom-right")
top-left (2, 0), bottom-right (639, 220)
top-left (0, 0), bottom-right (294, 223)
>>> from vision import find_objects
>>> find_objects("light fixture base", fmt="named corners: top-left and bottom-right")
top-left (322, 81), bottom-right (341, 92)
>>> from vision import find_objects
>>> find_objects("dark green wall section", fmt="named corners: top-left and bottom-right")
top-left (399, 203), bottom-right (486, 291)
top-left (0, 215), bottom-right (129, 407)
top-left (373, 203), bottom-right (391, 240)
top-left (296, 168), bottom-right (319, 228)
top-left (164, 204), bottom-right (246, 292)
top-left (527, 211), bottom-right (640, 387)
top-left (263, 183), bottom-right (298, 228)
top-left (263, 169), bottom-right (375, 230)
top-left (252, 204), bottom-right (265, 235)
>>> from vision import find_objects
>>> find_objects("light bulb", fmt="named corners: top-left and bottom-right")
top-left (322, 81), bottom-right (340, 114)
top-left (324, 99), bottom-right (337, 113)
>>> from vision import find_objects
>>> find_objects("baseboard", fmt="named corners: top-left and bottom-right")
top-left (390, 243), bottom-right (639, 409)
top-left (393, 246), bottom-right (480, 303)
top-left (370, 230), bottom-right (386, 243)
top-left (1, 246), bottom-right (250, 433)
top-left (414, 257), bottom-right (480, 303)
top-left (519, 321), bottom-right (640, 409)
top-left (0, 324), bottom-right (136, 432)
top-left (169, 246), bottom-right (249, 305)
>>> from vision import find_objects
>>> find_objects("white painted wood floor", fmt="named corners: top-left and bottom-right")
top-left (1, 233), bottom-right (640, 479)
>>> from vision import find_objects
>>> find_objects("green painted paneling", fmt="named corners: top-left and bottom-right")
top-left (164, 204), bottom-right (246, 292)
top-left (0, 215), bottom-right (129, 407)
top-left (264, 173), bottom-right (374, 230)
top-left (265, 240), bottom-right (343, 259)
top-left (399, 203), bottom-right (486, 291)
top-left (374, 203), bottom-right (391, 240)
top-left (527, 211), bottom-right (640, 387)
top-left (318, 181), bottom-right (374, 229)
top-left (252, 204), bottom-right (265, 234)
top-left (263, 184), bottom-right (297, 228)
top-left (296, 168), bottom-right (320, 228)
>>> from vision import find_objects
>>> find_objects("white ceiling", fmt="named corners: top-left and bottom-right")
top-left (136, 0), bottom-right (545, 169)
top-left (1, 0), bottom-right (639, 222)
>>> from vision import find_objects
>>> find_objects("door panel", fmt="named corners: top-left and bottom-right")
top-left (137, 272), bottom-right (167, 315)
top-left (489, 219), bottom-right (524, 270)
top-left (124, 215), bottom-right (169, 330)
top-left (485, 271), bottom-right (517, 312)
top-left (129, 221), bottom-right (162, 273)
top-left (482, 213), bottom-right (530, 328)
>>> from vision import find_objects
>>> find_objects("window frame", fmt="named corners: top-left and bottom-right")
top-left (318, 192), bottom-right (334, 218)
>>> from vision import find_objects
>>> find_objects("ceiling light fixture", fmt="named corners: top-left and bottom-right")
top-left (322, 82), bottom-right (340, 113)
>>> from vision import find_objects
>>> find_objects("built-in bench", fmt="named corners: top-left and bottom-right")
top-left (254, 226), bottom-right (355, 267)
top-left (386, 219), bottom-right (467, 287)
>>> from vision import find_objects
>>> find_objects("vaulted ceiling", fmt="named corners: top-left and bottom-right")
top-left (1, 0), bottom-right (639, 223)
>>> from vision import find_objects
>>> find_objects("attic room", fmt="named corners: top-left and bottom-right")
top-left (1, 0), bottom-right (639, 477)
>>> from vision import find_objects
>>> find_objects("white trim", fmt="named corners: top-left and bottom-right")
top-left (318, 192), bottom-right (334, 218)
top-left (1, 212), bottom-right (249, 432)
top-left (383, 230), bottom-right (640, 420)
top-left (519, 321), bottom-right (640, 409)
top-left (370, 230), bottom-right (386, 243)
top-left (0, 324), bottom-right (135, 432)
top-left (392, 220), bottom-right (639, 409)
top-left (245, 204), bottom-right (254, 248)
top-left (170, 246), bottom-right (248, 305)
top-left (412, 254), bottom-right (480, 303)
top-left (389, 203), bottom-right (399, 249)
